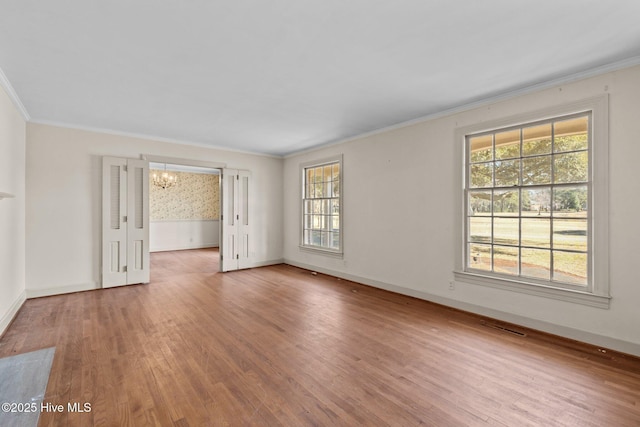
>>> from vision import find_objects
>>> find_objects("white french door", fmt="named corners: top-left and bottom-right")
top-left (220, 169), bottom-right (251, 272)
top-left (102, 156), bottom-right (150, 287)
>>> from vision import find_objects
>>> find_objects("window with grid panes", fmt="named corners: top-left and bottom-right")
top-left (302, 158), bottom-right (342, 253)
top-left (466, 113), bottom-right (591, 289)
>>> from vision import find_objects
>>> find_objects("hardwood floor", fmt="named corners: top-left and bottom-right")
top-left (1, 248), bottom-right (640, 426)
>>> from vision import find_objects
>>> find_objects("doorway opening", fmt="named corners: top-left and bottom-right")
top-left (148, 162), bottom-right (221, 278)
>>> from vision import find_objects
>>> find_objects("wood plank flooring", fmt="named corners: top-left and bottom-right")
top-left (1, 248), bottom-right (640, 426)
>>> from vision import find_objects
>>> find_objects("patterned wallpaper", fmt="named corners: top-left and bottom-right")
top-left (150, 170), bottom-right (220, 220)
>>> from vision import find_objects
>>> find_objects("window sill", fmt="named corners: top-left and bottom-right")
top-left (299, 245), bottom-right (343, 259)
top-left (453, 271), bottom-right (610, 309)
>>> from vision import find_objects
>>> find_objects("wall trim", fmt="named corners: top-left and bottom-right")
top-left (29, 120), bottom-right (281, 158)
top-left (0, 66), bottom-right (30, 121)
top-left (143, 155), bottom-right (228, 170)
top-left (150, 220), bottom-right (220, 252)
top-left (251, 258), bottom-right (285, 268)
top-left (26, 261), bottom-right (285, 299)
top-left (26, 283), bottom-right (100, 299)
top-left (150, 219), bottom-right (220, 223)
top-left (0, 290), bottom-right (27, 337)
top-left (285, 55), bottom-right (640, 158)
top-left (13, 57), bottom-right (640, 159)
top-left (283, 259), bottom-right (640, 358)
top-left (151, 244), bottom-right (218, 253)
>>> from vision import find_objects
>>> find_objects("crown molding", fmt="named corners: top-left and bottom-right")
top-left (0, 66), bottom-right (30, 121)
top-left (28, 119), bottom-right (283, 159)
top-left (5, 54), bottom-right (640, 159)
top-left (285, 55), bottom-right (640, 158)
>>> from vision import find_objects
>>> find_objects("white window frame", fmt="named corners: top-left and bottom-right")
top-left (454, 95), bottom-right (610, 308)
top-left (299, 155), bottom-right (343, 257)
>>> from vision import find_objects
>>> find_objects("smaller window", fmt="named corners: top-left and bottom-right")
top-left (301, 156), bottom-right (342, 254)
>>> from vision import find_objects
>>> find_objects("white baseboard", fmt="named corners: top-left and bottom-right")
top-left (251, 258), bottom-right (284, 268)
top-left (150, 244), bottom-right (219, 252)
top-left (0, 290), bottom-right (27, 337)
top-left (24, 259), bottom-right (284, 298)
top-left (26, 283), bottom-right (100, 299)
top-left (284, 259), bottom-right (640, 358)
top-left (24, 258), bottom-right (281, 300)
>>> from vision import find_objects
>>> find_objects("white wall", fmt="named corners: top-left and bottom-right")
top-left (25, 124), bottom-right (283, 296)
top-left (0, 85), bottom-right (26, 335)
top-left (283, 65), bottom-right (640, 356)
top-left (150, 220), bottom-right (219, 252)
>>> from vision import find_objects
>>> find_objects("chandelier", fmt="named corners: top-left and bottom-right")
top-left (152, 164), bottom-right (178, 189)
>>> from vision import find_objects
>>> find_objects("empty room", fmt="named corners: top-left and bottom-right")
top-left (1, 1), bottom-right (640, 426)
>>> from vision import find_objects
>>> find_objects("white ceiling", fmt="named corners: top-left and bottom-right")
top-left (1, 1), bottom-right (639, 156)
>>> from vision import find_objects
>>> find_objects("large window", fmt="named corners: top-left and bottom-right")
top-left (467, 113), bottom-right (590, 287)
top-left (456, 96), bottom-right (610, 307)
top-left (301, 156), bottom-right (342, 254)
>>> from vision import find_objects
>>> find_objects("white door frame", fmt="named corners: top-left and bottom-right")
top-left (142, 155), bottom-right (227, 171)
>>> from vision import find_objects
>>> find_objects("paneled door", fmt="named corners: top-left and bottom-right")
top-left (102, 157), bottom-right (150, 287)
top-left (220, 169), bottom-right (251, 272)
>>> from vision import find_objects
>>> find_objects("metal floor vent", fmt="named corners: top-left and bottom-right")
top-left (482, 322), bottom-right (527, 337)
